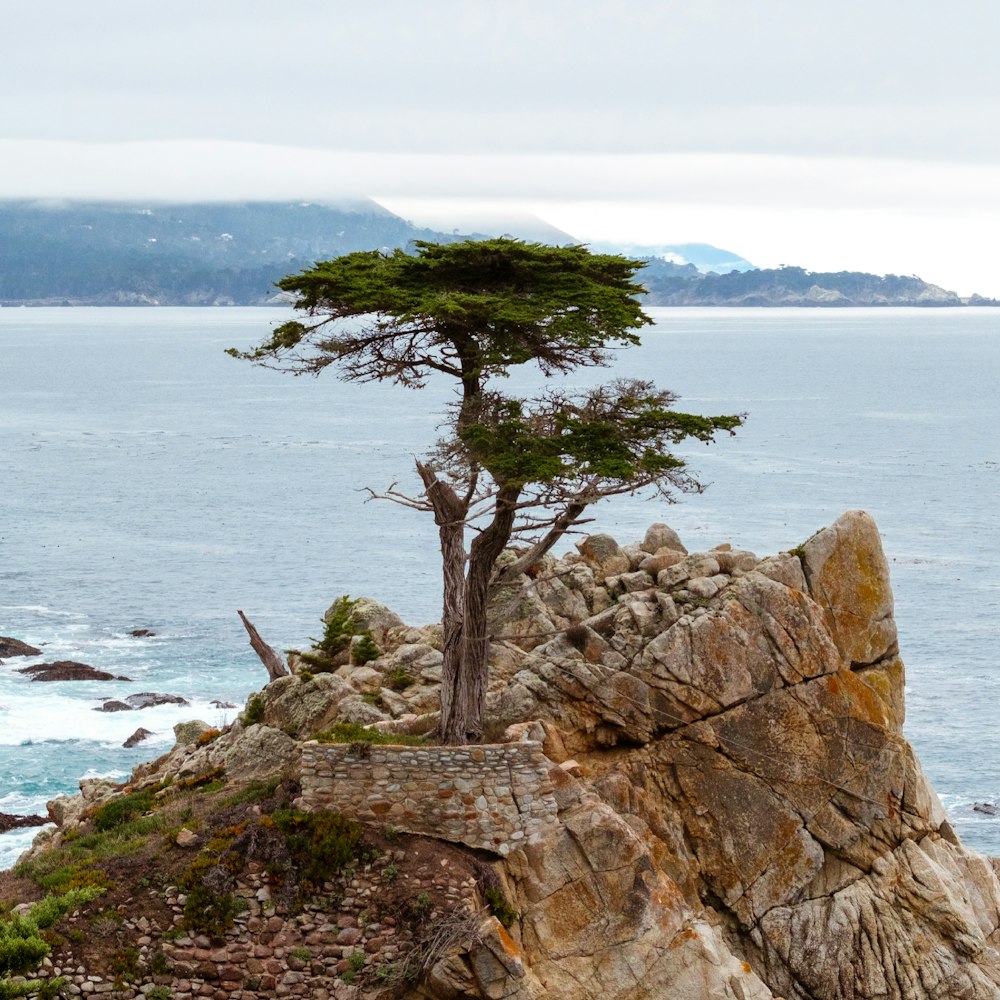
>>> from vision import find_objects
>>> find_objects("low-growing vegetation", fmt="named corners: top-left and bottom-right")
top-left (312, 722), bottom-right (427, 747)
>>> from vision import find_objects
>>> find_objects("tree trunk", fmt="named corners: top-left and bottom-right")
top-left (442, 485), bottom-right (521, 745)
top-left (416, 461), bottom-right (470, 742)
top-left (237, 610), bottom-right (288, 682)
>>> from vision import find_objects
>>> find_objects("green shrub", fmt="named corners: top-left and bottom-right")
top-left (272, 809), bottom-right (365, 888)
top-left (347, 950), bottom-right (366, 972)
top-left (243, 694), bottom-right (265, 726)
top-left (92, 790), bottom-right (156, 832)
top-left (311, 596), bottom-right (360, 658)
top-left (385, 666), bottom-right (414, 691)
top-left (29, 887), bottom-right (104, 929)
top-left (351, 633), bottom-right (380, 665)
top-left (0, 916), bottom-right (49, 976)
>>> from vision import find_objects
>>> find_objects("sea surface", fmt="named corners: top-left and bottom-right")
top-left (2, 305), bottom-right (1000, 865)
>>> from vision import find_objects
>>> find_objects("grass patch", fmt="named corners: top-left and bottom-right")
top-left (312, 722), bottom-right (426, 747)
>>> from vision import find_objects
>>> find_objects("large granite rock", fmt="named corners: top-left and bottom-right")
top-left (481, 511), bottom-right (1000, 1000)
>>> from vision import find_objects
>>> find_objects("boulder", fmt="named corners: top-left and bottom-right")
top-left (129, 629), bottom-right (156, 637)
top-left (251, 673), bottom-right (355, 738)
top-left (576, 534), bottom-right (632, 582)
top-left (335, 596), bottom-right (404, 644)
top-left (641, 522), bottom-right (688, 555)
top-left (172, 719), bottom-right (214, 747)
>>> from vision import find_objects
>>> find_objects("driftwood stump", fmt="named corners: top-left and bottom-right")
top-left (237, 610), bottom-right (289, 681)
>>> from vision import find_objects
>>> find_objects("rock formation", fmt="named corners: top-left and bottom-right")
top-left (0, 636), bottom-right (41, 658)
top-left (16, 511), bottom-right (1000, 1000)
top-left (17, 660), bottom-right (131, 682)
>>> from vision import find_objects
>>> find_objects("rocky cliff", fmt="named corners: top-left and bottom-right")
top-left (13, 511), bottom-right (1000, 1000)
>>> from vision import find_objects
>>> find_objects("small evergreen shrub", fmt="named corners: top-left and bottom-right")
top-left (92, 790), bottom-right (156, 832)
top-left (311, 596), bottom-right (360, 659)
top-left (385, 667), bottom-right (414, 691)
top-left (351, 633), bottom-right (380, 665)
top-left (243, 694), bottom-right (265, 726)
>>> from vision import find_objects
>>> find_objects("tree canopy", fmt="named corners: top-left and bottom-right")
top-left (231, 238), bottom-right (742, 743)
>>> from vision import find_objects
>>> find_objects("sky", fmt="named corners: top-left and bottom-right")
top-left (3, 0), bottom-right (999, 295)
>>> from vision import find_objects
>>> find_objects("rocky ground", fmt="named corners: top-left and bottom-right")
top-left (5, 510), bottom-right (1000, 999)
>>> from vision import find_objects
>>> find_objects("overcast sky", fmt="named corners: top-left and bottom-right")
top-left (3, 0), bottom-right (999, 294)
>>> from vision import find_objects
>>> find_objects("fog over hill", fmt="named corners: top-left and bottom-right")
top-left (0, 199), bottom-right (990, 307)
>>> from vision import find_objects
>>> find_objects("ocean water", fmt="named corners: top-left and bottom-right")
top-left (2, 305), bottom-right (1000, 865)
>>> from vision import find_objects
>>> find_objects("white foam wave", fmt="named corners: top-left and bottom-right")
top-left (0, 791), bottom-right (48, 814)
top-left (0, 605), bottom-right (87, 619)
top-left (0, 691), bottom-right (228, 746)
top-left (0, 825), bottom-right (52, 872)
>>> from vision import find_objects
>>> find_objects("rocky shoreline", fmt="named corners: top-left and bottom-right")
top-left (5, 511), bottom-right (1000, 999)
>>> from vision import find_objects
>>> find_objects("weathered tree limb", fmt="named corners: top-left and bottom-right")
top-left (237, 610), bottom-right (289, 682)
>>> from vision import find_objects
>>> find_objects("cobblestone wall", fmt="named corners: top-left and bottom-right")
top-left (297, 741), bottom-right (561, 855)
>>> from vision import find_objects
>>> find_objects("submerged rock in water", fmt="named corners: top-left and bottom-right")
top-left (126, 692), bottom-right (189, 709)
top-left (0, 812), bottom-right (48, 833)
top-left (96, 700), bottom-right (132, 712)
top-left (123, 727), bottom-right (154, 748)
top-left (0, 636), bottom-right (42, 659)
top-left (18, 660), bottom-right (131, 682)
top-left (129, 628), bottom-right (156, 637)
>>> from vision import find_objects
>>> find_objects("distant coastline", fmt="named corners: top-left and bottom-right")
top-left (3, 199), bottom-right (997, 308)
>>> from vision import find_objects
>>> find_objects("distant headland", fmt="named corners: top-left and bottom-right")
top-left (1, 199), bottom-right (996, 307)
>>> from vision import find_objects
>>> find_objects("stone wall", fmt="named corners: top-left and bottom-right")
top-left (297, 740), bottom-right (561, 855)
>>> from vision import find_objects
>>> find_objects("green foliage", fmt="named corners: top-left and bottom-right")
top-left (110, 945), bottom-right (141, 982)
top-left (289, 946), bottom-right (312, 962)
top-left (0, 916), bottom-right (50, 976)
top-left (385, 667), bottom-right (414, 691)
top-left (92, 789), bottom-right (156, 832)
top-left (222, 776), bottom-right (281, 807)
top-left (312, 722), bottom-right (426, 747)
top-left (145, 988), bottom-right (173, 1000)
top-left (351, 632), bottom-right (380, 665)
top-left (382, 862), bottom-right (399, 884)
top-left (179, 826), bottom-right (247, 937)
top-left (484, 887), bottom-right (518, 928)
top-left (271, 810), bottom-right (365, 888)
top-left (0, 978), bottom-right (64, 1000)
top-left (243, 693), bottom-right (265, 726)
top-left (311, 596), bottom-right (360, 659)
top-left (29, 887), bottom-right (104, 929)
top-left (347, 950), bottom-right (366, 972)
top-left (0, 887), bottom-right (103, 1000)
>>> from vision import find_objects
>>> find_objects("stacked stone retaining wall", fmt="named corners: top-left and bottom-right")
top-left (297, 741), bottom-right (560, 855)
